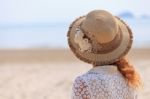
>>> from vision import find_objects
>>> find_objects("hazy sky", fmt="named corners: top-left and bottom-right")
top-left (0, 0), bottom-right (149, 24)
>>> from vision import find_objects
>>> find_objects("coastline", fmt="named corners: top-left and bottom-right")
top-left (0, 48), bottom-right (149, 63)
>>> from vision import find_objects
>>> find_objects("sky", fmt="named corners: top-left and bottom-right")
top-left (0, 0), bottom-right (149, 24)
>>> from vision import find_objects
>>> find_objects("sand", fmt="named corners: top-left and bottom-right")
top-left (0, 48), bottom-right (149, 99)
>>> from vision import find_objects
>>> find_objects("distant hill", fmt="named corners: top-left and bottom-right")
top-left (118, 12), bottom-right (135, 19)
top-left (140, 15), bottom-right (150, 19)
top-left (118, 11), bottom-right (150, 20)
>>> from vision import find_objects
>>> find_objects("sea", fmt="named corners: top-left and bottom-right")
top-left (0, 18), bottom-right (149, 49)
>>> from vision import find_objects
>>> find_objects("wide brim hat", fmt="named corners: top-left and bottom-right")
top-left (67, 10), bottom-right (133, 66)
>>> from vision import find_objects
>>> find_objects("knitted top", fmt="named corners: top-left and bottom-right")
top-left (71, 65), bottom-right (138, 99)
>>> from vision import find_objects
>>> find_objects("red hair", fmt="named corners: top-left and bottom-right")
top-left (113, 58), bottom-right (142, 89)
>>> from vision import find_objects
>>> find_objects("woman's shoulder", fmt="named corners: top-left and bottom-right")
top-left (73, 66), bottom-right (127, 87)
top-left (74, 66), bottom-right (122, 80)
top-left (73, 71), bottom-right (104, 85)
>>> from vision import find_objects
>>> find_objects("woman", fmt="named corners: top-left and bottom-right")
top-left (67, 10), bottom-right (142, 99)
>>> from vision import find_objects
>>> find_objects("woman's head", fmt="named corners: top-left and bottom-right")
top-left (67, 10), bottom-right (142, 89)
top-left (67, 10), bottom-right (133, 66)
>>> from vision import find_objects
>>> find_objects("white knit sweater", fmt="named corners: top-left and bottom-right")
top-left (71, 65), bottom-right (138, 99)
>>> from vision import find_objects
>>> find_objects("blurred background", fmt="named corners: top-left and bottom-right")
top-left (0, 0), bottom-right (149, 99)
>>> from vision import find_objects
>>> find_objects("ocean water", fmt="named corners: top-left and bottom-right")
top-left (0, 19), bottom-right (149, 49)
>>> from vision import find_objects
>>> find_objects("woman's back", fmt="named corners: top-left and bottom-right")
top-left (72, 66), bottom-right (137, 99)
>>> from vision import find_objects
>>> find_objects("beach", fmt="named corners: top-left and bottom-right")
top-left (0, 48), bottom-right (149, 99)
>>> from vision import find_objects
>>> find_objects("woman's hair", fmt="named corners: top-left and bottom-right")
top-left (113, 57), bottom-right (142, 89)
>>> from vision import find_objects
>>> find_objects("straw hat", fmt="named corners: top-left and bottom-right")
top-left (67, 10), bottom-right (133, 66)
